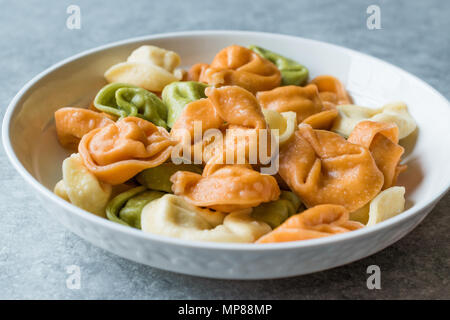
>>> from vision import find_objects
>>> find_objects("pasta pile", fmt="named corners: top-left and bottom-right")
top-left (53, 44), bottom-right (417, 244)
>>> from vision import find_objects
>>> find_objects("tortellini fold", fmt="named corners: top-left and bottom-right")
top-left (348, 121), bottom-right (405, 190)
top-left (136, 163), bottom-right (202, 193)
top-left (207, 85), bottom-right (277, 164)
top-left (249, 45), bottom-right (309, 86)
top-left (206, 85), bottom-right (267, 130)
top-left (55, 107), bottom-right (114, 149)
top-left (171, 86), bottom-right (273, 164)
top-left (251, 191), bottom-right (303, 228)
top-left (106, 186), bottom-right (164, 228)
top-left (141, 194), bottom-right (271, 243)
top-left (257, 85), bottom-right (322, 122)
top-left (170, 161), bottom-right (280, 212)
top-left (104, 45), bottom-right (183, 92)
top-left (279, 123), bottom-right (384, 212)
top-left (331, 102), bottom-right (416, 139)
top-left (161, 81), bottom-right (209, 128)
top-left (55, 153), bottom-right (112, 217)
top-left (309, 75), bottom-right (352, 108)
top-left (94, 83), bottom-right (168, 129)
top-left (191, 45), bottom-right (282, 93)
top-left (256, 84), bottom-right (338, 130)
top-left (350, 186), bottom-right (406, 225)
top-left (170, 97), bottom-right (223, 164)
top-left (257, 204), bottom-right (364, 243)
top-left (78, 117), bottom-right (175, 185)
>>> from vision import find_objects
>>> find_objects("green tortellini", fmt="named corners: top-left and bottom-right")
top-left (94, 83), bottom-right (168, 129)
top-left (106, 186), bottom-right (164, 229)
top-left (249, 45), bottom-right (309, 86)
top-left (136, 163), bottom-right (203, 193)
top-left (251, 191), bottom-right (303, 228)
top-left (162, 81), bottom-right (209, 128)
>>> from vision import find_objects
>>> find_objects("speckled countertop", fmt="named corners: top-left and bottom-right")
top-left (0, 0), bottom-right (449, 299)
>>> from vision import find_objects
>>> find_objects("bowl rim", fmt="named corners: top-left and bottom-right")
top-left (2, 30), bottom-right (450, 251)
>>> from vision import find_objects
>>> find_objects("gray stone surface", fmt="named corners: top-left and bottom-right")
top-left (0, 0), bottom-right (449, 299)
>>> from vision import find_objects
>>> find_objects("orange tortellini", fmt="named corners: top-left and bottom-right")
top-left (190, 45), bottom-right (282, 93)
top-left (171, 159), bottom-right (280, 212)
top-left (52, 43), bottom-right (416, 244)
top-left (171, 85), bottom-right (273, 164)
top-left (309, 75), bottom-right (352, 108)
top-left (256, 84), bottom-right (338, 129)
top-left (55, 107), bottom-right (114, 149)
top-left (348, 121), bottom-right (406, 190)
top-left (257, 204), bottom-right (364, 243)
top-left (78, 116), bottom-right (175, 185)
top-left (256, 85), bottom-right (323, 122)
top-left (279, 123), bottom-right (384, 212)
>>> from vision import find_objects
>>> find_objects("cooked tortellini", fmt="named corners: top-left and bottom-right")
top-left (256, 84), bottom-right (338, 130)
top-left (249, 45), bottom-right (309, 86)
top-left (190, 45), bottom-right (281, 93)
top-left (279, 124), bottom-right (384, 212)
top-left (171, 161), bottom-right (280, 212)
top-left (309, 75), bottom-right (352, 107)
top-left (206, 85), bottom-right (275, 163)
top-left (171, 85), bottom-right (274, 165)
top-left (78, 117), bottom-right (175, 185)
top-left (106, 186), bottom-right (164, 228)
top-left (161, 81), bottom-right (208, 128)
top-left (257, 204), bottom-right (364, 243)
top-left (332, 102), bottom-right (417, 139)
top-left (54, 153), bottom-right (112, 217)
top-left (55, 107), bottom-right (114, 149)
top-left (257, 85), bottom-right (322, 122)
top-left (348, 121), bottom-right (406, 190)
top-left (262, 109), bottom-right (297, 146)
top-left (51, 44), bottom-right (418, 244)
top-left (104, 45), bottom-right (183, 92)
top-left (141, 194), bottom-right (271, 242)
top-left (350, 186), bottom-right (406, 226)
top-left (251, 191), bottom-right (303, 228)
top-left (94, 83), bottom-right (168, 128)
top-left (136, 163), bottom-right (202, 193)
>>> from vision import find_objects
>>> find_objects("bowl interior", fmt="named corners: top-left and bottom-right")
top-left (5, 31), bottom-right (450, 223)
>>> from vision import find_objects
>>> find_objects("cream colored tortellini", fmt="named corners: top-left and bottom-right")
top-left (350, 186), bottom-right (406, 225)
top-left (332, 102), bottom-right (416, 139)
top-left (141, 194), bottom-right (272, 242)
top-left (54, 154), bottom-right (112, 217)
top-left (53, 180), bottom-right (70, 202)
top-left (104, 45), bottom-right (184, 92)
top-left (262, 109), bottom-right (297, 146)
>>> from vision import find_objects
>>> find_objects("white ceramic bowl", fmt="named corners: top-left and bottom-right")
top-left (3, 31), bottom-right (450, 279)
